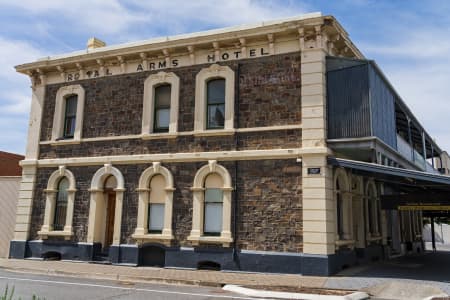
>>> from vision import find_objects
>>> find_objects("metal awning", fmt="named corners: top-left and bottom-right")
top-left (328, 157), bottom-right (450, 211)
top-left (328, 157), bottom-right (450, 189)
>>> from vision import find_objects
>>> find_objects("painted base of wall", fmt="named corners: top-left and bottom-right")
top-left (10, 240), bottom-right (386, 276)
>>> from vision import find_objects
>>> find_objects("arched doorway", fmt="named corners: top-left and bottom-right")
top-left (103, 176), bottom-right (117, 250)
top-left (87, 164), bottom-right (125, 259)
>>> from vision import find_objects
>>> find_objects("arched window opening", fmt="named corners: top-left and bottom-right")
top-left (63, 95), bottom-right (78, 138)
top-left (153, 84), bottom-right (171, 132)
top-left (206, 79), bottom-right (225, 129)
top-left (54, 177), bottom-right (69, 231)
top-left (203, 173), bottom-right (224, 236)
top-left (148, 175), bottom-right (166, 233)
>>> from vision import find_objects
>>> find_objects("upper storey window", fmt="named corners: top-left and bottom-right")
top-left (153, 84), bottom-right (171, 133)
top-left (206, 79), bottom-right (225, 129)
top-left (142, 72), bottom-right (179, 136)
top-left (63, 95), bottom-right (78, 138)
top-left (194, 64), bottom-right (235, 133)
top-left (52, 84), bottom-right (85, 142)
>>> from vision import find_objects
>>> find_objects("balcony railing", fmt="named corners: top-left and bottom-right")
top-left (396, 135), bottom-right (439, 174)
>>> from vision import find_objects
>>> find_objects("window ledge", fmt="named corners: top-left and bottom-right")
top-left (187, 235), bottom-right (233, 247)
top-left (38, 230), bottom-right (73, 240)
top-left (193, 129), bottom-right (235, 137)
top-left (141, 133), bottom-right (178, 140)
top-left (49, 139), bottom-right (81, 146)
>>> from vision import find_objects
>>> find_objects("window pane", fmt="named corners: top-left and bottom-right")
top-left (207, 104), bottom-right (225, 129)
top-left (204, 203), bottom-right (223, 234)
top-left (54, 177), bottom-right (69, 231)
top-left (207, 79), bottom-right (225, 104)
top-left (156, 108), bottom-right (170, 130)
top-left (64, 116), bottom-right (76, 137)
top-left (205, 188), bottom-right (223, 203)
top-left (149, 203), bottom-right (165, 232)
top-left (155, 84), bottom-right (171, 107)
top-left (66, 96), bottom-right (78, 116)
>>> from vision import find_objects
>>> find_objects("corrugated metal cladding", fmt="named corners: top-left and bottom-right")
top-left (326, 60), bottom-right (371, 139)
top-left (326, 57), bottom-right (397, 149)
top-left (368, 65), bottom-right (397, 149)
top-left (0, 177), bottom-right (20, 258)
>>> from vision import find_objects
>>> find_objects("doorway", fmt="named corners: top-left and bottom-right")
top-left (104, 191), bottom-right (116, 251)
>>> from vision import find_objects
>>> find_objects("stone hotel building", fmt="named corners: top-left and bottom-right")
top-left (11, 13), bottom-right (450, 275)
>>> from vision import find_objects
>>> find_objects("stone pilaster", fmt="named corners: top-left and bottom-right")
top-left (301, 47), bottom-right (336, 255)
top-left (11, 82), bottom-right (45, 254)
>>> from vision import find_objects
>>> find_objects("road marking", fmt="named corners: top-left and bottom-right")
top-left (0, 275), bottom-right (258, 299)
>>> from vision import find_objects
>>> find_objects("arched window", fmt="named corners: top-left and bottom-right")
top-left (188, 161), bottom-right (233, 247)
top-left (52, 84), bottom-right (85, 142)
top-left (142, 72), bottom-right (179, 136)
top-left (38, 166), bottom-right (76, 238)
top-left (336, 179), bottom-right (344, 238)
top-left (206, 79), bottom-right (225, 129)
top-left (63, 95), bottom-right (78, 138)
top-left (204, 173), bottom-right (224, 235)
top-left (153, 84), bottom-right (171, 133)
top-left (132, 162), bottom-right (174, 244)
top-left (194, 64), bottom-right (235, 132)
top-left (366, 181), bottom-right (380, 238)
top-left (148, 175), bottom-right (166, 233)
top-left (53, 177), bottom-right (69, 231)
top-left (334, 168), bottom-right (352, 244)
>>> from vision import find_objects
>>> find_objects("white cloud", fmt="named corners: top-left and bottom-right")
top-left (0, 37), bottom-right (44, 153)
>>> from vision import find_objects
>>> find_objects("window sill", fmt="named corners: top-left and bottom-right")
top-left (38, 230), bottom-right (73, 240)
top-left (49, 139), bottom-right (81, 146)
top-left (187, 235), bottom-right (233, 247)
top-left (141, 133), bottom-right (178, 140)
top-left (192, 129), bottom-right (235, 137)
top-left (132, 233), bottom-right (174, 246)
top-left (367, 235), bottom-right (382, 242)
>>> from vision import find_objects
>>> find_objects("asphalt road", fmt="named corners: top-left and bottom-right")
top-left (0, 269), bottom-right (256, 300)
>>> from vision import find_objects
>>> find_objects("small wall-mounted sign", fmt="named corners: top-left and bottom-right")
top-left (307, 167), bottom-right (321, 175)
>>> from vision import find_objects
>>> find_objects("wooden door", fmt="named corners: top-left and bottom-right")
top-left (104, 192), bottom-right (116, 248)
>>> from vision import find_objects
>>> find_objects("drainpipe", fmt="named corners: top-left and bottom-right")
top-left (233, 63), bottom-right (241, 269)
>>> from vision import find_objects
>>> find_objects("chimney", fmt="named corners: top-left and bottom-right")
top-left (87, 37), bottom-right (106, 50)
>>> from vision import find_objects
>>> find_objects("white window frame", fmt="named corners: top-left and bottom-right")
top-left (51, 84), bottom-right (85, 142)
top-left (132, 162), bottom-right (174, 245)
top-left (142, 72), bottom-right (179, 137)
top-left (194, 64), bottom-right (235, 133)
top-left (38, 166), bottom-right (76, 239)
top-left (187, 160), bottom-right (233, 247)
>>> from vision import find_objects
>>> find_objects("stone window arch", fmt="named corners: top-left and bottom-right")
top-left (132, 162), bottom-right (174, 245)
top-left (365, 180), bottom-right (381, 241)
top-left (142, 71), bottom-right (180, 136)
top-left (38, 166), bottom-right (76, 239)
top-left (87, 164), bottom-right (125, 245)
top-left (187, 160), bottom-right (233, 247)
top-left (194, 64), bottom-right (235, 132)
top-left (51, 84), bottom-right (85, 142)
top-left (334, 168), bottom-right (353, 246)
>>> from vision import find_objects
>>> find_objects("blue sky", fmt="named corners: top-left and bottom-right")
top-left (0, 0), bottom-right (449, 155)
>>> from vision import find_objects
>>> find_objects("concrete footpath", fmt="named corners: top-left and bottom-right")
top-left (0, 257), bottom-right (449, 299)
top-left (0, 258), bottom-right (326, 289)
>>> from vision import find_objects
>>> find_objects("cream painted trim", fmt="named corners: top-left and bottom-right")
top-left (87, 164), bottom-right (125, 245)
top-left (194, 64), bottom-right (235, 132)
top-left (22, 148), bottom-right (302, 167)
top-left (51, 84), bottom-right (85, 142)
top-left (188, 160), bottom-right (233, 246)
top-left (40, 124), bottom-right (302, 144)
top-left (142, 72), bottom-right (180, 135)
top-left (39, 166), bottom-right (76, 238)
top-left (133, 162), bottom-right (174, 241)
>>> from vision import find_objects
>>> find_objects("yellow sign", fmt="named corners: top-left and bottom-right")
top-left (398, 205), bottom-right (450, 211)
